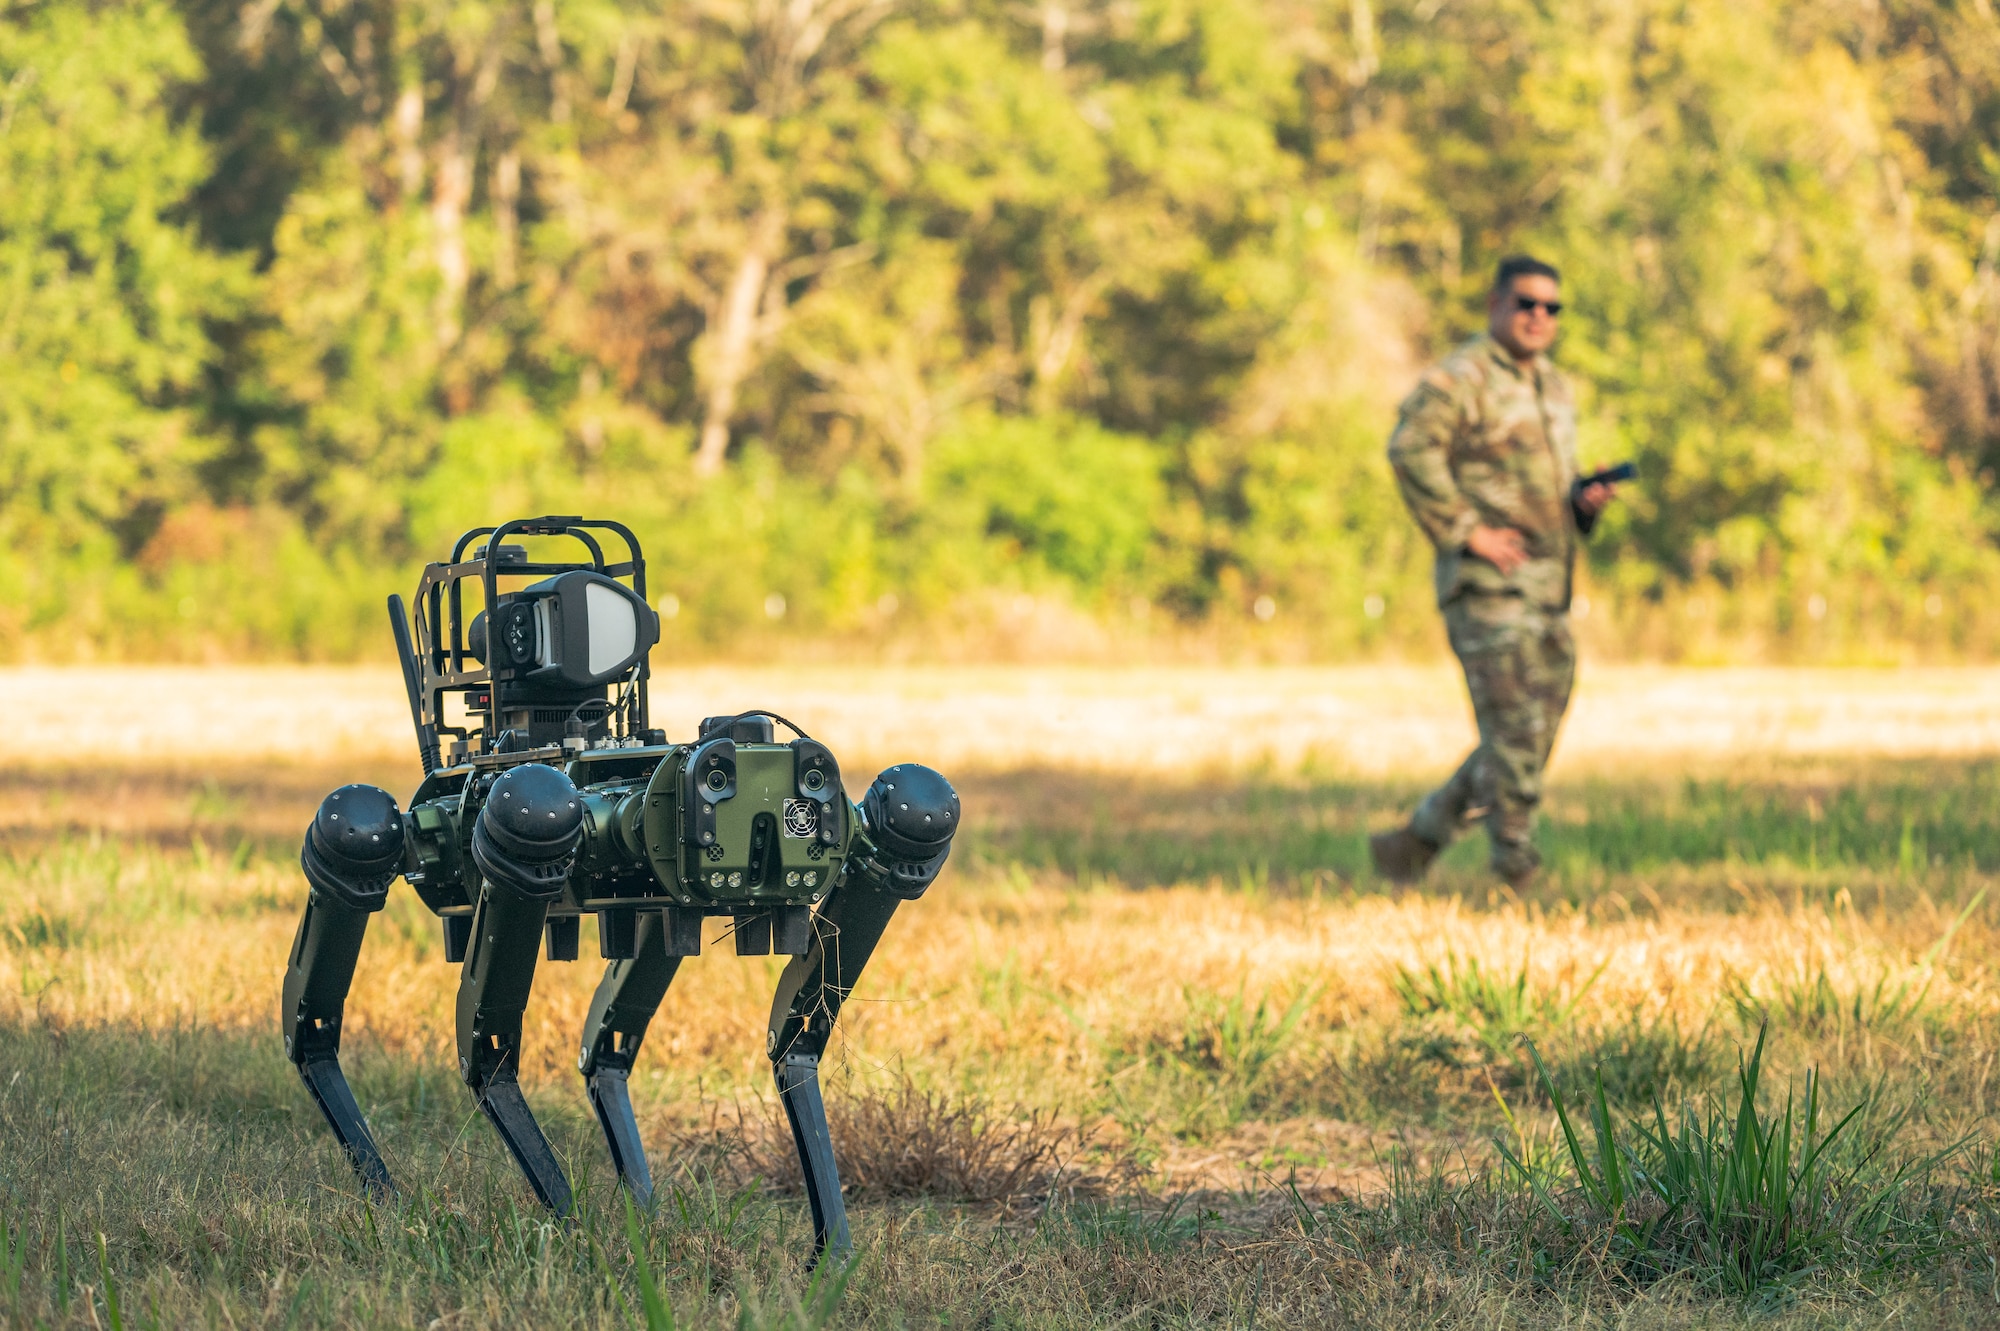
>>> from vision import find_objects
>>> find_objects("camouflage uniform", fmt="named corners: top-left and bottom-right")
top-left (1386, 332), bottom-right (1589, 880)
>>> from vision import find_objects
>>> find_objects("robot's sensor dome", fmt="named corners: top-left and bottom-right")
top-left (863, 764), bottom-right (960, 864)
top-left (472, 763), bottom-right (584, 902)
top-left (301, 783), bottom-right (405, 910)
top-left (480, 764), bottom-right (585, 862)
top-left (310, 785), bottom-right (405, 876)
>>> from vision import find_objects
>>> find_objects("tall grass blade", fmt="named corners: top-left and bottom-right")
top-left (1, 1210), bottom-right (25, 1304)
top-left (800, 1248), bottom-right (857, 1329)
top-left (96, 1232), bottom-right (123, 1331)
top-left (623, 1191), bottom-right (675, 1331)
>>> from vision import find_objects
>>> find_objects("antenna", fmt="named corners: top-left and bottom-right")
top-left (388, 594), bottom-right (441, 774)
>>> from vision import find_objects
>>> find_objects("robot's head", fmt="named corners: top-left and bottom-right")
top-left (469, 570), bottom-right (658, 691)
top-left (396, 516), bottom-right (663, 761)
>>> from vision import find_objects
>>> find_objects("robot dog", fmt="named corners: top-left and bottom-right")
top-left (280, 516), bottom-right (958, 1259)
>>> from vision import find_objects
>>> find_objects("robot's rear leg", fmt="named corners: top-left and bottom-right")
top-left (454, 763), bottom-right (589, 1215)
top-left (456, 883), bottom-right (573, 1214)
top-left (284, 897), bottom-right (395, 1196)
top-left (284, 784), bottom-right (409, 1198)
top-left (764, 762), bottom-right (960, 1265)
top-left (578, 907), bottom-right (703, 1209)
top-left (767, 882), bottom-right (911, 1265)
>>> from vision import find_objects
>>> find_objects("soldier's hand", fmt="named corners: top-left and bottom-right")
top-left (1466, 525), bottom-right (1529, 575)
top-left (1576, 481), bottom-right (1617, 518)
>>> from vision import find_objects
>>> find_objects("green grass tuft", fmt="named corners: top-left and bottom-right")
top-left (1501, 1026), bottom-right (1971, 1298)
top-left (1393, 950), bottom-right (1605, 1062)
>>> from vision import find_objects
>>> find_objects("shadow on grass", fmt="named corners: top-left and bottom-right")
top-left (0, 1019), bottom-right (1119, 1231)
top-left (3, 1019), bottom-right (1984, 1329)
top-left (953, 758), bottom-right (2000, 893)
top-left (0, 1019), bottom-right (1296, 1325)
top-left (0, 759), bottom-right (414, 858)
top-left (0, 1016), bottom-right (849, 1326)
top-left (2, 757), bottom-right (1998, 901)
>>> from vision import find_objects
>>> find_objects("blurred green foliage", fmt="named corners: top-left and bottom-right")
top-left (6, 0), bottom-right (2000, 658)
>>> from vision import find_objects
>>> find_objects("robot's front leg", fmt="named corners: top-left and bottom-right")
top-left (282, 785), bottom-right (407, 1197)
top-left (455, 764), bottom-right (586, 1215)
top-left (576, 910), bottom-right (701, 1208)
top-left (767, 764), bottom-right (961, 1264)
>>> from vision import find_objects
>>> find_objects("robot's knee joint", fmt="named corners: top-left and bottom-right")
top-left (301, 784), bottom-right (405, 911)
top-left (858, 764), bottom-right (960, 899)
top-left (472, 763), bottom-right (585, 899)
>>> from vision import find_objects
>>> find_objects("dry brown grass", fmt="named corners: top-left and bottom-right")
top-left (0, 762), bottom-right (1990, 1196)
top-left (17, 662), bottom-right (2000, 774)
top-left (3, 666), bottom-right (2000, 1325)
top-left (691, 1073), bottom-right (1118, 1205)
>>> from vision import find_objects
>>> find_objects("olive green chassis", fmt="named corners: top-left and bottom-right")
top-left (280, 740), bottom-right (935, 1263)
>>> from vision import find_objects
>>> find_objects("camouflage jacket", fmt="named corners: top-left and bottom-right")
top-left (1387, 333), bottom-right (1585, 610)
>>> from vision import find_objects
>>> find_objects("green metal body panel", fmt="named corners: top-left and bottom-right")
top-left (657, 743), bottom-right (847, 909)
top-left (399, 743), bottom-right (852, 919)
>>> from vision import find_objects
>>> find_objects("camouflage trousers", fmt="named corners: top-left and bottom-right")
top-left (1409, 595), bottom-right (1576, 879)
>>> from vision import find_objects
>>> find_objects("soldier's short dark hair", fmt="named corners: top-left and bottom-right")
top-left (1494, 255), bottom-right (1560, 292)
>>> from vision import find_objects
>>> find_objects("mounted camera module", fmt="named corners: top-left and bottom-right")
top-left (508, 569), bottom-right (658, 689)
top-left (469, 572), bottom-right (658, 690)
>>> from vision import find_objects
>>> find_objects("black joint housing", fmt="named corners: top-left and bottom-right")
top-left (663, 907), bottom-right (703, 955)
top-left (300, 784), bottom-right (405, 911)
top-left (734, 912), bottom-right (772, 955)
top-left (472, 763), bottom-right (583, 900)
top-left (701, 714), bottom-right (774, 743)
top-left (859, 764), bottom-right (959, 899)
top-left (774, 903), bottom-right (813, 955)
top-left (545, 915), bottom-right (581, 961)
top-left (597, 907), bottom-right (638, 959)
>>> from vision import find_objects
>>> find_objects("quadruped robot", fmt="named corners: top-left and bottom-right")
top-left (280, 516), bottom-right (959, 1258)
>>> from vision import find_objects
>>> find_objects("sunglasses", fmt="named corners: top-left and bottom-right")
top-left (1514, 295), bottom-right (1563, 316)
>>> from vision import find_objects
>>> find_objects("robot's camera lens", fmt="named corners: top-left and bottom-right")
top-left (802, 768), bottom-right (825, 793)
top-left (705, 768), bottom-right (728, 792)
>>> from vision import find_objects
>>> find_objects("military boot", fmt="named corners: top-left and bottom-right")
top-left (1490, 839), bottom-right (1541, 889)
top-left (1369, 826), bottom-right (1441, 884)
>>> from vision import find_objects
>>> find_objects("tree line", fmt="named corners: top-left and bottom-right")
top-left (4, 0), bottom-right (1999, 659)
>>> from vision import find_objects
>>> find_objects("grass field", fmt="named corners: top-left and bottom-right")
top-left (6, 667), bottom-right (2000, 1327)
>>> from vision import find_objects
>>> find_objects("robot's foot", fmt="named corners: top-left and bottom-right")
top-left (586, 1068), bottom-right (655, 1210)
top-left (297, 1056), bottom-right (396, 1197)
top-left (775, 1054), bottom-right (852, 1265)
top-left (474, 1075), bottom-right (574, 1216)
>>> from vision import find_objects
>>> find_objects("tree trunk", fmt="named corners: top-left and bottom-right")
top-left (493, 150), bottom-right (520, 288)
top-left (1029, 274), bottom-right (1104, 414)
top-left (1041, 1), bottom-right (1068, 71)
top-left (533, 0), bottom-right (571, 123)
top-left (693, 207), bottom-right (786, 477)
top-left (431, 131), bottom-right (471, 349)
top-left (394, 85), bottom-right (424, 200)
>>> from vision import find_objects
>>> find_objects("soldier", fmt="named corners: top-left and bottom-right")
top-left (1369, 255), bottom-right (1618, 887)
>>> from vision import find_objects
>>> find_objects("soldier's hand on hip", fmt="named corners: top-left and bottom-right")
top-left (1466, 524), bottom-right (1530, 575)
